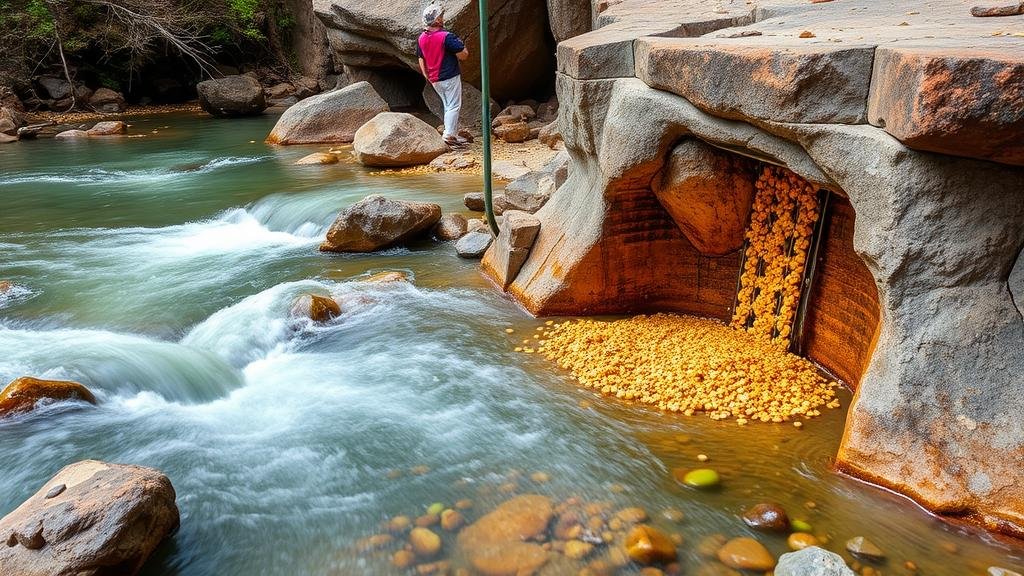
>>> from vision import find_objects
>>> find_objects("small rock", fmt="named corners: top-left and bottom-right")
top-left (88, 87), bottom-right (126, 112)
top-left (294, 152), bottom-right (339, 165)
top-left (440, 509), bottom-right (464, 531)
top-left (564, 539), bottom-right (594, 559)
top-left (989, 567), bottom-right (1024, 576)
top-left (464, 192), bottom-right (485, 211)
top-left (529, 471), bottom-right (550, 483)
top-left (415, 513), bottom-right (440, 527)
top-left (0, 133), bottom-right (16, 144)
top-left (290, 294), bottom-right (341, 323)
top-left (661, 508), bottom-right (685, 523)
top-left (538, 121), bottom-right (562, 149)
top-left (86, 121), bottom-right (127, 136)
top-left (696, 533), bottom-right (728, 558)
top-left (742, 503), bottom-right (790, 532)
top-left (787, 532), bottom-right (819, 551)
top-left (433, 213), bottom-right (469, 241)
top-left (362, 271), bottom-right (410, 283)
top-left (197, 75), bottom-right (267, 117)
top-left (845, 536), bottom-right (884, 560)
top-left (457, 495), bottom-right (553, 576)
top-left (679, 468), bottom-right (720, 488)
top-left (426, 502), bottom-right (445, 516)
top-left (790, 519), bottom-right (813, 533)
top-left (409, 527), bottom-right (442, 558)
top-left (614, 507), bottom-right (648, 524)
top-left (799, 30), bottom-right (815, 38)
top-left (776, 546), bottom-right (855, 576)
top-left (455, 231), bottom-right (493, 258)
top-left (625, 524), bottom-right (677, 565)
top-left (494, 121), bottom-right (532, 143)
top-left (0, 376), bottom-right (97, 418)
top-left (0, 281), bottom-right (11, 293)
top-left (54, 129), bottom-right (89, 140)
top-left (717, 537), bottom-right (776, 571)
top-left (392, 549), bottom-right (416, 568)
top-left (44, 484), bottom-right (66, 499)
top-left (388, 515), bottom-right (411, 532)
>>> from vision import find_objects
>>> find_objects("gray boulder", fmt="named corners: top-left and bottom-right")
top-left (0, 107), bottom-right (24, 136)
top-left (266, 81), bottom-right (388, 144)
top-left (503, 150), bottom-right (570, 213)
top-left (0, 460), bottom-right (179, 576)
top-left (775, 547), bottom-right (855, 576)
top-left (456, 231), bottom-right (493, 259)
top-left (353, 112), bottom-right (448, 167)
top-left (196, 75), bottom-right (267, 117)
top-left (319, 195), bottom-right (441, 253)
top-left (36, 77), bottom-right (71, 100)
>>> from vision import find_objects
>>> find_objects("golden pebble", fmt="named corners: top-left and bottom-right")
top-left (505, 328), bottom-right (515, 334)
top-left (697, 454), bottom-right (709, 462)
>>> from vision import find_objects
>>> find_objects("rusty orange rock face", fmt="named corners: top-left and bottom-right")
top-left (868, 47), bottom-right (1024, 166)
top-left (0, 377), bottom-right (96, 418)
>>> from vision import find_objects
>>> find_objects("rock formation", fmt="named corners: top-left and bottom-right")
top-left (0, 460), bottom-right (179, 576)
top-left (484, 0), bottom-right (1024, 538)
top-left (320, 195), bottom-right (442, 253)
top-left (266, 81), bottom-right (388, 144)
top-left (197, 75), bottom-right (267, 117)
top-left (352, 112), bottom-right (449, 167)
top-left (312, 0), bottom-right (556, 102)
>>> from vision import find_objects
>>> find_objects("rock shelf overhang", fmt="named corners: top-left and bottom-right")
top-left (484, 0), bottom-right (1024, 538)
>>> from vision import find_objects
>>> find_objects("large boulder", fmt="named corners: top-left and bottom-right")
top-left (86, 121), bottom-right (127, 136)
top-left (547, 0), bottom-right (592, 42)
top-left (196, 75), bottom-right (267, 117)
top-left (313, 0), bottom-right (554, 101)
top-left (775, 547), bottom-right (855, 576)
top-left (88, 88), bottom-right (126, 113)
top-left (266, 81), bottom-right (388, 144)
top-left (319, 195), bottom-right (442, 253)
top-left (352, 112), bottom-right (448, 167)
top-left (36, 77), bottom-right (71, 100)
top-left (504, 150), bottom-right (569, 213)
top-left (457, 495), bottom-right (552, 576)
top-left (0, 377), bottom-right (96, 418)
top-left (422, 80), bottom-right (498, 134)
top-left (0, 107), bottom-right (24, 136)
top-left (651, 138), bottom-right (757, 256)
top-left (0, 460), bottom-right (179, 576)
top-left (482, 210), bottom-right (541, 288)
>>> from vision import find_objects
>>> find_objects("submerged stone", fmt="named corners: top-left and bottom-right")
top-left (409, 527), bottom-right (441, 558)
top-left (846, 536), bottom-right (884, 560)
top-left (624, 524), bottom-right (677, 565)
top-left (742, 502), bottom-right (790, 532)
top-left (787, 532), bottom-right (819, 551)
top-left (717, 537), bottom-right (776, 571)
top-left (681, 468), bottom-right (720, 488)
top-left (457, 495), bottom-right (553, 575)
top-left (776, 546), bottom-right (855, 576)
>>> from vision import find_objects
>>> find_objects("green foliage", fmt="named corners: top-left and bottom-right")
top-left (24, 0), bottom-right (54, 38)
top-left (228, 0), bottom-right (265, 40)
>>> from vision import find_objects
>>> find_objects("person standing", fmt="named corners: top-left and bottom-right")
top-left (417, 3), bottom-right (470, 146)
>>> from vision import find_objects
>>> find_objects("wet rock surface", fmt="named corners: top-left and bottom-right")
top-left (0, 377), bottom-right (96, 418)
top-left (319, 195), bottom-right (441, 253)
top-left (457, 495), bottom-right (553, 576)
top-left (0, 460), bottom-right (179, 576)
top-left (742, 502), bottom-right (790, 532)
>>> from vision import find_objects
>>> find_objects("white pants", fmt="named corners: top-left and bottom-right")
top-left (431, 75), bottom-right (462, 139)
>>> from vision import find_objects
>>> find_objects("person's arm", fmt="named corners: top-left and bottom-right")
top-left (447, 34), bottom-right (469, 61)
top-left (418, 57), bottom-right (430, 80)
top-left (456, 48), bottom-right (469, 61)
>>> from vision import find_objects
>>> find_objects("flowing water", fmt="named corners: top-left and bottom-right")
top-left (1, 112), bottom-right (1022, 576)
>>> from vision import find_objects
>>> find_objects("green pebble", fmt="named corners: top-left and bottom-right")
top-left (683, 468), bottom-right (720, 488)
top-left (426, 502), bottom-right (445, 516)
top-left (790, 519), bottom-right (813, 533)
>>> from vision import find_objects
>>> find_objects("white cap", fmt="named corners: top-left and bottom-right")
top-left (423, 3), bottom-right (444, 26)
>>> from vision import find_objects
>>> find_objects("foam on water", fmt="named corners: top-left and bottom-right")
top-left (0, 326), bottom-right (243, 403)
top-left (0, 156), bottom-right (267, 187)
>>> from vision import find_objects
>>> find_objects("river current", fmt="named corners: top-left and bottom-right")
top-left (1, 112), bottom-right (1021, 575)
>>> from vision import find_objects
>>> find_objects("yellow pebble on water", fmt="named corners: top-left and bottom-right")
top-left (545, 320), bottom-right (554, 326)
top-left (505, 328), bottom-right (515, 334)
top-left (697, 454), bottom-right (709, 462)
top-left (793, 421), bottom-right (803, 428)
top-left (514, 347), bottom-right (523, 352)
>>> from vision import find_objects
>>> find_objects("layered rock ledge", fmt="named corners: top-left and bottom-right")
top-left (486, 0), bottom-right (1024, 538)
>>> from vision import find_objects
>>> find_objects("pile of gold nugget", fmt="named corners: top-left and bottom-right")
top-left (533, 314), bottom-right (841, 423)
top-left (732, 166), bottom-right (821, 347)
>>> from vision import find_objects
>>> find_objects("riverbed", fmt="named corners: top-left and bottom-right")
top-left (1, 112), bottom-right (1021, 575)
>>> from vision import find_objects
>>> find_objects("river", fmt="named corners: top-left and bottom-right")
top-left (0, 112), bottom-right (1021, 575)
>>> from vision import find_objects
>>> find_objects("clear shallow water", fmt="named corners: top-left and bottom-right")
top-left (1, 112), bottom-right (1022, 575)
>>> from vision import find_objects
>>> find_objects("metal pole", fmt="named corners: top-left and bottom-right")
top-left (478, 0), bottom-right (499, 236)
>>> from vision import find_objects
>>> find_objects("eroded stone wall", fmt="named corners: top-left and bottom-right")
top-left (800, 197), bottom-right (880, 390)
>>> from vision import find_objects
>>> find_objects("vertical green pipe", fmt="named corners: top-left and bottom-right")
top-left (478, 0), bottom-right (499, 236)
